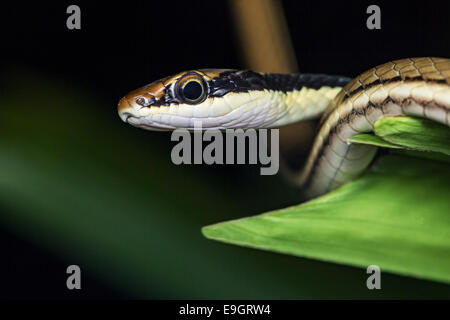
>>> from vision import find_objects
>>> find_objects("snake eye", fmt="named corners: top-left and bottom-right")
top-left (176, 73), bottom-right (207, 105)
top-left (135, 97), bottom-right (146, 106)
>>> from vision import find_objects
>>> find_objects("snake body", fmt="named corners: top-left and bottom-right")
top-left (118, 57), bottom-right (450, 198)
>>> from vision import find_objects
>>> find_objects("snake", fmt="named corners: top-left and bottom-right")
top-left (118, 57), bottom-right (450, 199)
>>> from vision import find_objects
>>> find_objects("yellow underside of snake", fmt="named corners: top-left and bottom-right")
top-left (118, 57), bottom-right (450, 199)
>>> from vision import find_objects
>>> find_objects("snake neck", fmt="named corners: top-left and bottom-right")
top-left (254, 73), bottom-right (351, 127)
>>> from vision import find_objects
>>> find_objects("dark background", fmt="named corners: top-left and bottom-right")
top-left (3, 1), bottom-right (450, 101)
top-left (1, 1), bottom-right (449, 299)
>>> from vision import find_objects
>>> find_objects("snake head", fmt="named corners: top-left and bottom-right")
top-left (118, 69), bottom-right (236, 131)
top-left (117, 69), bottom-right (280, 131)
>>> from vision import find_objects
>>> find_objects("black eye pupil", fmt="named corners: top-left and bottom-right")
top-left (182, 81), bottom-right (203, 101)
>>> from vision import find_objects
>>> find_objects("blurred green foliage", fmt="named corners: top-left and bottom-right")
top-left (0, 68), bottom-right (449, 298)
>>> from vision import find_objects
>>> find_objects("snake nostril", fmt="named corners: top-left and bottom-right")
top-left (135, 96), bottom-right (156, 107)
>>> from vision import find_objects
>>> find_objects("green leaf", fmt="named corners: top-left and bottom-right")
top-left (350, 132), bottom-right (450, 163)
top-left (349, 133), bottom-right (403, 149)
top-left (203, 155), bottom-right (450, 284)
top-left (374, 116), bottom-right (450, 155)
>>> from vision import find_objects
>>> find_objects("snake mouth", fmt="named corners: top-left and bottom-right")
top-left (118, 96), bottom-right (176, 131)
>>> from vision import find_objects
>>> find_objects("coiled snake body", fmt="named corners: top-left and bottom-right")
top-left (118, 57), bottom-right (450, 198)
